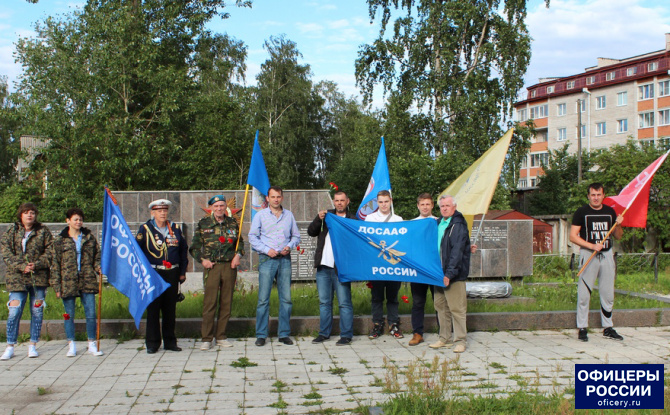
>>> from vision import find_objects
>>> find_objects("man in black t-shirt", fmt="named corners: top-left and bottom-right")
top-left (570, 183), bottom-right (624, 342)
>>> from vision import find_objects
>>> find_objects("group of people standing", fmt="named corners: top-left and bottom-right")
top-left (0, 182), bottom-right (624, 360)
top-left (1, 204), bottom-right (103, 360)
top-left (307, 189), bottom-right (472, 353)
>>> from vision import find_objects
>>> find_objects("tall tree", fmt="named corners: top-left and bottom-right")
top-left (252, 35), bottom-right (323, 188)
top-left (12, 0), bottom-right (250, 219)
top-left (356, 0), bottom-right (548, 160)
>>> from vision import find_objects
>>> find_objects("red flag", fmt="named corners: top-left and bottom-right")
top-left (603, 150), bottom-right (669, 227)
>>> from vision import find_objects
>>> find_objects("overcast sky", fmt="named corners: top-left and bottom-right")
top-left (2, 0), bottom-right (670, 106)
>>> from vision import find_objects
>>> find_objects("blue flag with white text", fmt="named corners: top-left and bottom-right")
top-left (325, 214), bottom-right (444, 285)
top-left (356, 137), bottom-right (392, 220)
top-left (248, 131), bottom-right (271, 219)
top-left (101, 189), bottom-right (170, 328)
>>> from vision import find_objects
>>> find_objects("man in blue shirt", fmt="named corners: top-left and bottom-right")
top-left (248, 186), bottom-right (301, 346)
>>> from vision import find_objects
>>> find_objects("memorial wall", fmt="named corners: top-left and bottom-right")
top-left (0, 190), bottom-right (533, 282)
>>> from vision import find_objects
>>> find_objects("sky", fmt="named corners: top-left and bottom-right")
top-left (2, 0), bottom-right (670, 106)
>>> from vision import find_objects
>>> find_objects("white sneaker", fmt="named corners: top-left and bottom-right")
top-left (87, 342), bottom-right (103, 356)
top-left (66, 342), bottom-right (76, 357)
top-left (200, 341), bottom-right (211, 351)
top-left (217, 339), bottom-right (233, 348)
top-left (28, 345), bottom-right (38, 358)
top-left (1, 346), bottom-right (14, 360)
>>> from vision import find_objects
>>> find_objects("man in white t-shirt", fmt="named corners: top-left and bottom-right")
top-left (365, 190), bottom-right (404, 340)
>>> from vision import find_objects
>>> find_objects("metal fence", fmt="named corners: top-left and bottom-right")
top-left (533, 253), bottom-right (670, 281)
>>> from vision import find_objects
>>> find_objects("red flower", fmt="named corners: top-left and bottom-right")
top-left (34, 299), bottom-right (43, 308)
top-left (401, 295), bottom-right (409, 304)
top-left (63, 313), bottom-right (70, 320)
top-left (162, 260), bottom-right (172, 269)
top-left (300, 249), bottom-right (305, 254)
top-left (219, 236), bottom-right (226, 244)
top-left (227, 238), bottom-right (233, 244)
top-left (366, 282), bottom-right (373, 289)
top-left (329, 181), bottom-right (339, 191)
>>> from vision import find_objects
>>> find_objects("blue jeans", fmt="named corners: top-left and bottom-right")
top-left (316, 266), bottom-right (353, 338)
top-left (256, 254), bottom-right (292, 338)
top-left (62, 293), bottom-right (97, 341)
top-left (6, 287), bottom-right (46, 345)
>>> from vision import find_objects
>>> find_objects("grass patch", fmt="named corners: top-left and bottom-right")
top-left (328, 367), bottom-right (348, 375)
top-left (37, 387), bottom-right (50, 395)
top-left (231, 357), bottom-right (258, 368)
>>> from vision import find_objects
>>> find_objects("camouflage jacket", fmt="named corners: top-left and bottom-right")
top-left (190, 214), bottom-right (244, 263)
top-left (50, 227), bottom-right (101, 297)
top-left (0, 221), bottom-right (53, 292)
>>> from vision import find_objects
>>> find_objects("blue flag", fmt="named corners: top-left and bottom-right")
top-left (325, 214), bottom-right (444, 285)
top-left (357, 137), bottom-right (391, 220)
top-left (248, 131), bottom-right (270, 219)
top-left (101, 189), bottom-right (170, 328)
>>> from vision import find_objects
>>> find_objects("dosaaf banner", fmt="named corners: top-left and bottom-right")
top-left (325, 214), bottom-right (443, 285)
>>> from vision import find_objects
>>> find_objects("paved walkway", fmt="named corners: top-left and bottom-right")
top-left (0, 326), bottom-right (669, 414)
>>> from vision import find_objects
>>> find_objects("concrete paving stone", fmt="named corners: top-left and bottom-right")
top-left (54, 404), bottom-right (96, 415)
top-left (128, 403), bottom-right (171, 413)
top-left (89, 404), bottom-right (134, 414)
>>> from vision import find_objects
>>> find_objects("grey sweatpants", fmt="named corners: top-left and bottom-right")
top-left (576, 248), bottom-right (615, 329)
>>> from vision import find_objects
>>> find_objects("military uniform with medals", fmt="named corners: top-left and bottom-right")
top-left (136, 199), bottom-right (189, 353)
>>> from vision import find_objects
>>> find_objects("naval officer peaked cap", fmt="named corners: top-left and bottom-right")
top-left (149, 199), bottom-right (172, 210)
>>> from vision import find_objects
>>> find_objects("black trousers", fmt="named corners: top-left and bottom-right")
top-left (410, 282), bottom-right (437, 335)
top-left (146, 268), bottom-right (180, 349)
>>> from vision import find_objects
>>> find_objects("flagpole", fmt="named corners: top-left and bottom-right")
top-left (472, 215), bottom-right (486, 246)
top-left (96, 270), bottom-right (103, 353)
top-left (576, 208), bottom-right (627, 277)
top-left (235, 184), bottom-right (250, 252)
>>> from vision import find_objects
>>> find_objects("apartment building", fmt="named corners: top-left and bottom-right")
top-left (514, 33), bottom-right (670, 189)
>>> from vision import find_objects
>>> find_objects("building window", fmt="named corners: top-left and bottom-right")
top-left (567, 80), bottom-right (575, 89)
top-left (530, 178), bottom-right (537, 187)
top-left (534, 132), bottom-right (548, 143)
top-left (627, 67), bottom-right (637, 76)
top-left (518, 179), bottom-right (527, 188)
top-left (557, 128), bottom-right (567, 141)
top-left (576, 124), bottom-right (586, 138)
top-left (586, 76), bottom-right (596, 85)
top-left (530, 104), bottom-right (548, 119)
top-left (639, 111), bottom-right (654, 128)
top-left (596, 122), bottom-right (606, 136)
top-left (530, 90), bottom-right (537, 98)
top-left (557, 103), bottom-right (566, 116)
top-left (576, 99), bottom-right (585, 113)
top-left (547, 86), bottom-right (554, 93)
top-left (606, 72), bottom-right (616, 81)
top-left (639, 83), bottom-right (654, 100)
top-left (530, 152), bottom-right (549, 167)
top-left (596, 95), bottom-right (606, 110)
top-left (648, 62), bottom-right (658, 71)
top-left (520, 157), bottom-right (528, 168)
top-left (617, 119), bottom-right (628, 133)
top-left (658, 137), bottom-right (670, 151)
top-left (659, 80), bottom-right (670, 97)
top-left (517, 108), bottom-right (527, 122)
top-left (659, 109), bottom-right (670, 126)
top-left (617, 91), bottom-right (628, 106)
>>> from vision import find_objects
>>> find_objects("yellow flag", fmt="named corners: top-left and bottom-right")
top-left (439, 128), bottom-right (514, 215)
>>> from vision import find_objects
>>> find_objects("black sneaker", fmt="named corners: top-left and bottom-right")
top-left (255, 338), bottom-right (266, 347)
top-left (603, 327), bottom-right (623, 341)
top-left (312, 335), bottom-right (329, 344)
top-left (278, 337), bottom-right (294, 345)
top-left (368, 323), bottom-right (383, 339)
top-left (336, 337), bottom-right (352, 346)
top-left (389, 323), bottom-right (404, 339)
top-left (578, 328), bottom-right (588, 342)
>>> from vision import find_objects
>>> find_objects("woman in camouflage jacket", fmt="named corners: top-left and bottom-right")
top-left (50, 208), bottom-right (103, 357)
top-left (0, 203), bottom-right (53, 360)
